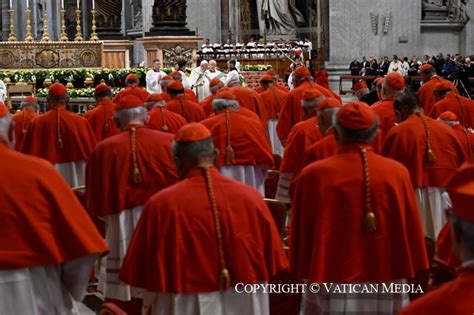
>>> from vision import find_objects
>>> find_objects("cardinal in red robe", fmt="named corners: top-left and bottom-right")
top-left (230, 82), bottom-right (269, 127)
top-left (86, 95), bottom-right (178, 314)
top-left (276, 66), bottom-right (341, 144)
top-left (259, 75), bottom-right (288, 156)
top-left (119, 123), bottom-right (288, 315)
top-left (84, 83), bottom-right (119, 142)
top-left (382, 92), bottom-right (465, 239)
top-left (438, 111), bottom-right (474, 158)
top-left (165, 80), bottom-right (206, 122)
top-left (417, 64), bottom-right (458, 114)
top-left (113, 73), bottom-right (150, 103)
top-left (158, 75), bottom-right (172, 102)
top-left (399, 162), bottom-right (474, 315)
top-left (200, 90), bottom-right (273, 195)
top-left (0, 103), bottom-right (107, 314)
top-left (429, 80), bottom-right (474, 128)
top-left (291, 101), bottom-right (429, 314)
top-left (255, 69), bottom-right (289, 94)
top-left (170, 70), bottom-right (199, 102)
top-left (11, 96), bottom-right (39, 151)
top-left (21, 83), bottom-right (96, 187)
top-left (145, 93), bottom-right (186, 134)
top-left (200, 78), bottom-right (225, 117)
top-left (275, 89), bottom-right (325, 203)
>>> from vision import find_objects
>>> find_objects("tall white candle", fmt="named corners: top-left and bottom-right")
top-left (9, 0), bottom-right (12, 8)
top-left (62, 0), bottom-right (64, 9)
top-left (92, 0), bottom-right (95, 9)
top-left (77, 0), bottom-right (79, 8)
top-left (26, 0), bottom-right (29, 8)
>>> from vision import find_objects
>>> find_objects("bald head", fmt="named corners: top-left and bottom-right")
top-left (172, 139), bottom-right (217, 179)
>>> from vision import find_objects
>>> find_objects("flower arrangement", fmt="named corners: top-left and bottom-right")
top-left (36, 87), bottom-right (123, 99)
top-left (242, 64), bottom-right (273, 71)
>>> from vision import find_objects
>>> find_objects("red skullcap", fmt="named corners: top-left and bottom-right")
top-left (337, 101), bottom-right (376, 130)
top-left (175, 123), bottom-right (211, 143)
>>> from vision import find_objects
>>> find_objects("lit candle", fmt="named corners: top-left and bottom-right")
top-left (26, 0), bottom-right (28, 8)
top-left (9, 0), bottom-right (12, 8)
top-left (77, 0), bottom-right (79, 8)
top-left (92, 0), bottom-right (95, 9)
top-left (62, 0), bottom-right (64, 9)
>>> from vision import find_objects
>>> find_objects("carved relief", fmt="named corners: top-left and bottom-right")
top-left (162, 45), bottom-right (193, 68)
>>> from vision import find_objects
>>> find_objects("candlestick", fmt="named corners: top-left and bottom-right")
top-left (90, 9), bottom-right (99, 41)
top-left (75, 8), bottom-right (83, 41)
top-left (62, 0), bottom-right (64, 8)
top-left (7, 8), bottom-right (16, 42)
top-left (9, 0), bottom-right (12, 8)
top-left (26, 0), bottom-right (29, 8)
top-left (41, 1), bottom-right (51, 41)
top-left (25, 7), bottom-right (34, 41)
top-left (60, 9), bottom-right (68, 41)
top-left (92, 0), bottom-right (95, 10)
top-left (77, 0), bottom-right (79, 8)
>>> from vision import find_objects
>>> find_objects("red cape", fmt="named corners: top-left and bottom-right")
top-left (147, 106), bottom-right (186, 134)
top-left (231, 85), bottom-right (269, 125)
top-left (417, 76), bottom-right (458, 115)
top-left (86, 126), bottom-right (178, 217)
top-left (399, 267), bottom-right (474, 315)
top-left (372, 99), bottom-right (396, 140)
top-left (200, 94), bottom-right (216, 117)
top-left (259, 87), bottom-right (288, 119)
top-left (382, 114), bottom-right (465, 187)
top-left (255, 84), bottom-right (289, 94)
top-left (83, 99), bottom-right (120, 142)
top-left (201, 110), bottom-right (273, 167)
top-left (0, 144), bottom-right (107, 269)
top-left (11, 108), bottom-right (39, 151)
top-left (21, 106), bottom-right (97, 164)
top-left (113, 86), bottom-right (150, 103)
top-left (119, 167), bottom-right (288, 293)
top-left (165, 96), bottom-right (206, 122)
top-left (436, 223), bottom-right (461, 269)
top-left (429, 93), bottom-right (474, 128)
top-left (452, 124), bottom-right (474, 158)
top-left (280, 116), bottom-right (323, 172)
top-left (290, 144), bottom-right (429, 282)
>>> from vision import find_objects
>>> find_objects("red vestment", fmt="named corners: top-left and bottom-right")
top-left (119, 167), bottom-right (288, 293)
top-left (159, 92), bottom-right (171, 103)
top-left (290, 144), bottom-right (429, 283)
top-left (147, 106), bottom-right (186, 134)
top-left (280, 116), bottom-right (323, 173)
top-left (86, 126), bottom-right (178, 217)
top-left (165, 96), bottom-right (206, 122)
top-left (255, 84), bottom-right (289, 94)
top-left (417, 76), bottom-right (458, 115)
top-left (199, 94), bottom-right (216, 117)
top-left (21, 106), bottom-right (96, 164)
top-left (452, 124), bottom-right (474, 158)
top-left (399, 267), bottom-right (474, 315)
top-left (200, 110), bottom-right (273, 168)
top-left (231, 85), bottom-right (269, 124)
top-left (382, 114), bottom-right (465, 188)
top-left (429, 93), bottom-right (474, 128)
top-left (83, 99), bottom-right (119, 142)
top-left (371, 99), bottom-right (396, 140)
top-left (436, 223), bottom-right (461, 269)
top-left (259, 87), bottom-right (288, 119)
top-left (113, 87), bottom-right (150, 103)
top-left (0, 143), bottom-right (107, 269)
top-left (11, 108), bottom-right (38, 151)
top-left (185, 88), bottom-right (198, 103)
top-left (276, 81), bottom-right (340, 142)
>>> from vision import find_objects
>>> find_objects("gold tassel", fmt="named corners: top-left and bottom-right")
top-left (219, 268), bottom-right (232, 291)
top-left (21, 110), bottom-right (27, 134)
top-left (57, 138), bottom-right (63, 149)
top-left (103, 101), bottom-right (110, 134)
top-left (225, 110), bottom-right (235, 165)
top-left (427, 149), bottom-right (437, 163)
top-left (56, 108), bottom-right (63, 150)
top-left (365, 212), bottom-right (377, 233)
top-left (417, 113), bottom-right (437, 164)
top-left (103, 123), bottom-right (110, 134)
top-left (130, 127), bottom-right (143, 184)
top-left (161, 107), bottom-right (169, 132)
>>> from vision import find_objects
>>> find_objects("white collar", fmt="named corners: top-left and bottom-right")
top-left (462, 259), bottom-right (474, 268)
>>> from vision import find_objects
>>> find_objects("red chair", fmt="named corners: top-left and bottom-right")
top-left (99, 303), bottom-right (127, 315)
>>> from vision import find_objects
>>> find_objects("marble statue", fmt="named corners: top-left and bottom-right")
top-left (261, 0), bottom-right (305, 35)
top-left (448, 0), bottom-right (470, 22)
top-left (423, 0), bottom-right (447, 7)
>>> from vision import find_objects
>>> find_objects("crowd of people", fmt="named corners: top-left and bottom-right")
top-left (198, 37), bottom-right (313, 60)
top-left (0, 55), bottom-right (474, 315)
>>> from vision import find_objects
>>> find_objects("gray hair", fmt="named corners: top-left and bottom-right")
top-left (20, 101), bottom-right (39, 111)
top-left (438, 118), bottom-right (458, 127)
top-left (172, 138), bottom-right (215, 160)
top-left (317, 107), bottom-right (340, 119)
top-left (382, 82), bottom-right (404, 98)
top-left (210, 83), bottom-right (223, 94)
top-left (301, 95), bottom-right (325, 108)
top-left (160, 79), bottom-right (171, 89)
top-left (212, 98), bottom-right (239, 112)
top-left (0, 114), bottom-right (13, 146)
top-left (333, 115), bottom-right (379, 144)
top-left (146, 100), bottom-right (165, 109)
top-left (114, 107), bottom-right (148, 127)
top-left (452, 213), bottom-right (474, 253)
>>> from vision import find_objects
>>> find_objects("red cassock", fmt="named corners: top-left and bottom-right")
top-left (276, 82), bottom-right (340, 142)
top-left (165, 96), bottom-right (206, 122)
top-left (11, 108), bottom-right (38, 151)
top-left (86, 125), bottom-right (178, 217)
top-left (417, 76), bottom-right (458, 115)
top-left (290, 132), bottom-right (337, 194)
top-left (371, 99), bottom-right (396, 140)
top-left (0, 143), bottom-right (107, 269)
top-left (200, 94), bottom-right (216, 117)
top-left (208, 107), bottom-right (261, 123)
top-left (231, 85), bottom-right (269, 124)
top-left (315, 70), bottom-right (331, 90)
top-left (147, 106), bottom-right (186, 134)
top-left (185, 88), bottom-right (198, 103)
top-left (113, 86), bottom-right (151, 103)
top-left (452, 124), bottom-right (474, 158)
top-left (429, 93), bottom-right (474, 128)
top-left (398, 267), bottom-right (474, 315)
top-left (435, 223), bottom-right (461, 269)
top-left (381, 114), bottom-right (465, 188)
top-left (159, 92), bottom-right (171, 103)
top-left (255, 84), bottom-right (289, 94)
top-left (200, 110), bottom-right (273, 168)
top-left (21, 106), bottom-right (96, 165)
top-left (83, 99), bottom-right (119, 142)
top-left (290, 144), bottom-right (429, 283)
top-left (259, 87), bottom-right (288, 119)
top-left (280, 116), bottom-right (323, 173)
top-left (119, 167), bottom-right (288, 293)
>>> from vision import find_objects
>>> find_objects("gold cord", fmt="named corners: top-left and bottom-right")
top-left (130, 127), bottom-right (142, 184)
top-left (416, 112), bottom-right (436, 163)
top-left (225, 110), bottom-right (235, 165)
top-left (358, 145), bottom-right (376, 233)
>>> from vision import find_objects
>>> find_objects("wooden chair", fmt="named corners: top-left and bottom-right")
top-left (6, 82), bottom-right (35, 110)
top-left (265, 169), bottom-right (281, 199)
top-left (264, 198), bottom-right (290, 240)
top-left (99, 303), bottom-right (127, 315)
